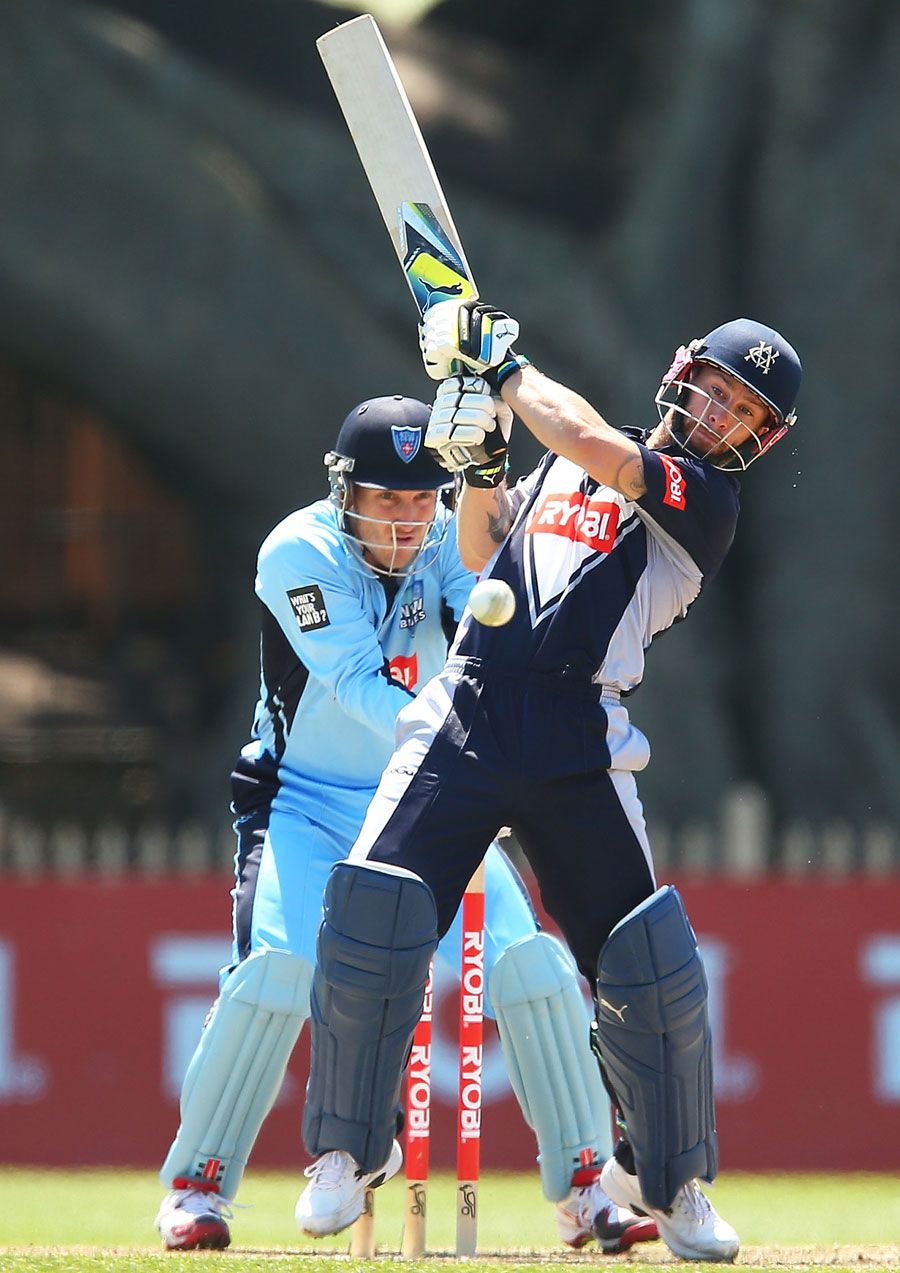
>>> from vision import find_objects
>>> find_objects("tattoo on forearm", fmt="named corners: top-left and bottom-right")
top-left (487, 490), bottom-right (513, 543)
top-left (617, 455), bottom-right (647, 500)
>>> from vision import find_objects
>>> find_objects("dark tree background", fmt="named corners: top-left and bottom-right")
top-left (0, 0), bottom-right (897, 836)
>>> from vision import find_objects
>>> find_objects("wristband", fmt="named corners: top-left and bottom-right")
top-left (463, 449), bottom-right (509, 489)
top-left (484, 353), bottom-right (530, 392)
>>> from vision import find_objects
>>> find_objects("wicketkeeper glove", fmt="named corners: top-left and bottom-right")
top-left (419, 298), bottom-right (524, 382)
top-left (425, 374), bottom-right (513, 487)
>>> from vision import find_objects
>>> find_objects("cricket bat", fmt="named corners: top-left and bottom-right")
top-left (316, 13), bottom-right (478, 317)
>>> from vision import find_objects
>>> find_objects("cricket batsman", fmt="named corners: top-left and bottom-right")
top-left (155, 394), bottom-right (654, 1253)
top-left (296, 310), bottom-right (801, 1262)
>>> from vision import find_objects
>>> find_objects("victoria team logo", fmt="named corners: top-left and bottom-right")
top-left (392, 425), bottom-right (422, 463)
top-left (744, 340), bottom-right (780, 374)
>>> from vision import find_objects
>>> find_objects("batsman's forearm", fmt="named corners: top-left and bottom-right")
top-left (501, 365), bottom-right (646, 497)
top-left (457, 482), bottom-right (514, 574)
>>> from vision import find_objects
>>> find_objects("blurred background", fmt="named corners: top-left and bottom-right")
top-left (2, 0), bottom-right (899, 859)
top-left (1, 0), bottom-right (899, 1180)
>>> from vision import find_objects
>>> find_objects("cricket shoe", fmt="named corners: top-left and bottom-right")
top-left (556, 1166), bottom-right (659, 1252)
top-left (601, 1156), bottom-right (739, 1263)
top-left (295, 1139), bottom-right (402, 1237)
top-left (155, 1184), bottom-right (233, 1250)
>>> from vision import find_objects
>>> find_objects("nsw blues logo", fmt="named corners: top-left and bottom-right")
top-left (400, 579), bottom-right (426, 629)
top-left (392, 425), bottom-right (422, 464)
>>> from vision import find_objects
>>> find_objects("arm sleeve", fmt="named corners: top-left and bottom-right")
top-left (256, 532), bottom-right (413, 742)
top-left (636, 444), bottom-right (740, 579)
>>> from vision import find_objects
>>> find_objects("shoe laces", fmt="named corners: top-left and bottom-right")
top-left (303, 1150), bottom-right (356, 1191)
top-left (583, 1181), bottom-right (617, 1226)
top-left (672, 1180), bottom-right (712, 1223)
top-left (168, 1188), bottom-right (234, 1220)
top-left (579, 1188), bottom-right (599, 1228)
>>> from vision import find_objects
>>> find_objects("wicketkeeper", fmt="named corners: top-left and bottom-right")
top-left (297, 309), bottom-right (802, 1262)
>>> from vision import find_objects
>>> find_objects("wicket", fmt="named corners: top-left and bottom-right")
top-left (350, 861), bottom-right (486, 1257)
top-left (400, 964), bottom-right (432, 1257)
top-left (455, 860), bottom-right (486, 1256)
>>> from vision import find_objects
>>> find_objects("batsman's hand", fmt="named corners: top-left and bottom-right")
top-left (419, 299), bottom-right (520, 382)
top-left (426, 375), bottom-right (513, 487)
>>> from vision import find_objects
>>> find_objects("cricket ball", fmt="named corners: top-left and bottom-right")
top-left (469, 578), bottom-right (516, 627)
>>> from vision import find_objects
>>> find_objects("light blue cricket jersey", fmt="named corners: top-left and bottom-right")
top-left (236, 497), bottom-right (474, 821)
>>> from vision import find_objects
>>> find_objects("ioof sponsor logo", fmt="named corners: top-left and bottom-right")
top-left (526, 492), bottom-right (620, 553)
top-left (287, 584), bottom-right (330, 632)
top-left (659, 455), bottom-right (687, 509)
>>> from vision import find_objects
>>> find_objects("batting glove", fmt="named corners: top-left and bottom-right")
top-left (419, 299), bottom-right (520, 382)
top-left (425, 375), bottom-right (513, 486)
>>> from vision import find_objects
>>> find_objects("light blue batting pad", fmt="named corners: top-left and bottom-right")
top-left (160, 949), bottom-right (313, 1200)
top-left (488, 932), bottom-right (612, 1201)
top-left (595, 884), bottom-right (718, 1209)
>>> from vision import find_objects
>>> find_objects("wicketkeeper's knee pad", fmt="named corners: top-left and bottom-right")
top-left (488, 932), bottom-right (612, 1201)
top-left (303, 859), bottom-right (438, 1172)
top-left (594, 885), bottom-right (718, 1210)
top-left (160, 948), bottom-right (313, 1199)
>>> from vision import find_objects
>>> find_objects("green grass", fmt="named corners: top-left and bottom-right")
top-left (1, 1168), bottom-right (899, 1270)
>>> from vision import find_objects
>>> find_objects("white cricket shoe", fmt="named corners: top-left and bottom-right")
top-left (601, 1156), bottom-right (739, 1263)
top-left (295, 1139), bottom-right (402, 1237)
top-left (155, 1185), bottom-right (233, 1250)
top-left (555, 1166), bottom-right (659, 1252)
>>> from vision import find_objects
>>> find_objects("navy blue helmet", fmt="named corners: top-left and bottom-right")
top-left (324, 395), bottom-right (453, 576)
top-left (325, 395), bottom-right (453, 491)
top-left (655, 319), bottom-right (802, 470)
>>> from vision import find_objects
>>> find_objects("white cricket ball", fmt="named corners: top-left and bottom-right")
top-left (469, 578), bottom-right (516, 627)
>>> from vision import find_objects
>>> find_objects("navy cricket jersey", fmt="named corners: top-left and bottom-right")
top-left (449, 432), bottom-right (740, 691)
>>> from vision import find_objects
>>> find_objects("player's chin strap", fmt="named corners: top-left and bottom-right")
top-left (593, 885), bottom-right (718, 1210)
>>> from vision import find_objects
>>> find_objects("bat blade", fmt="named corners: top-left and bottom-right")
top-left (316, 14), bottom-right (478, 315)
top-left (401, 201), bottom-right (476, 316)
